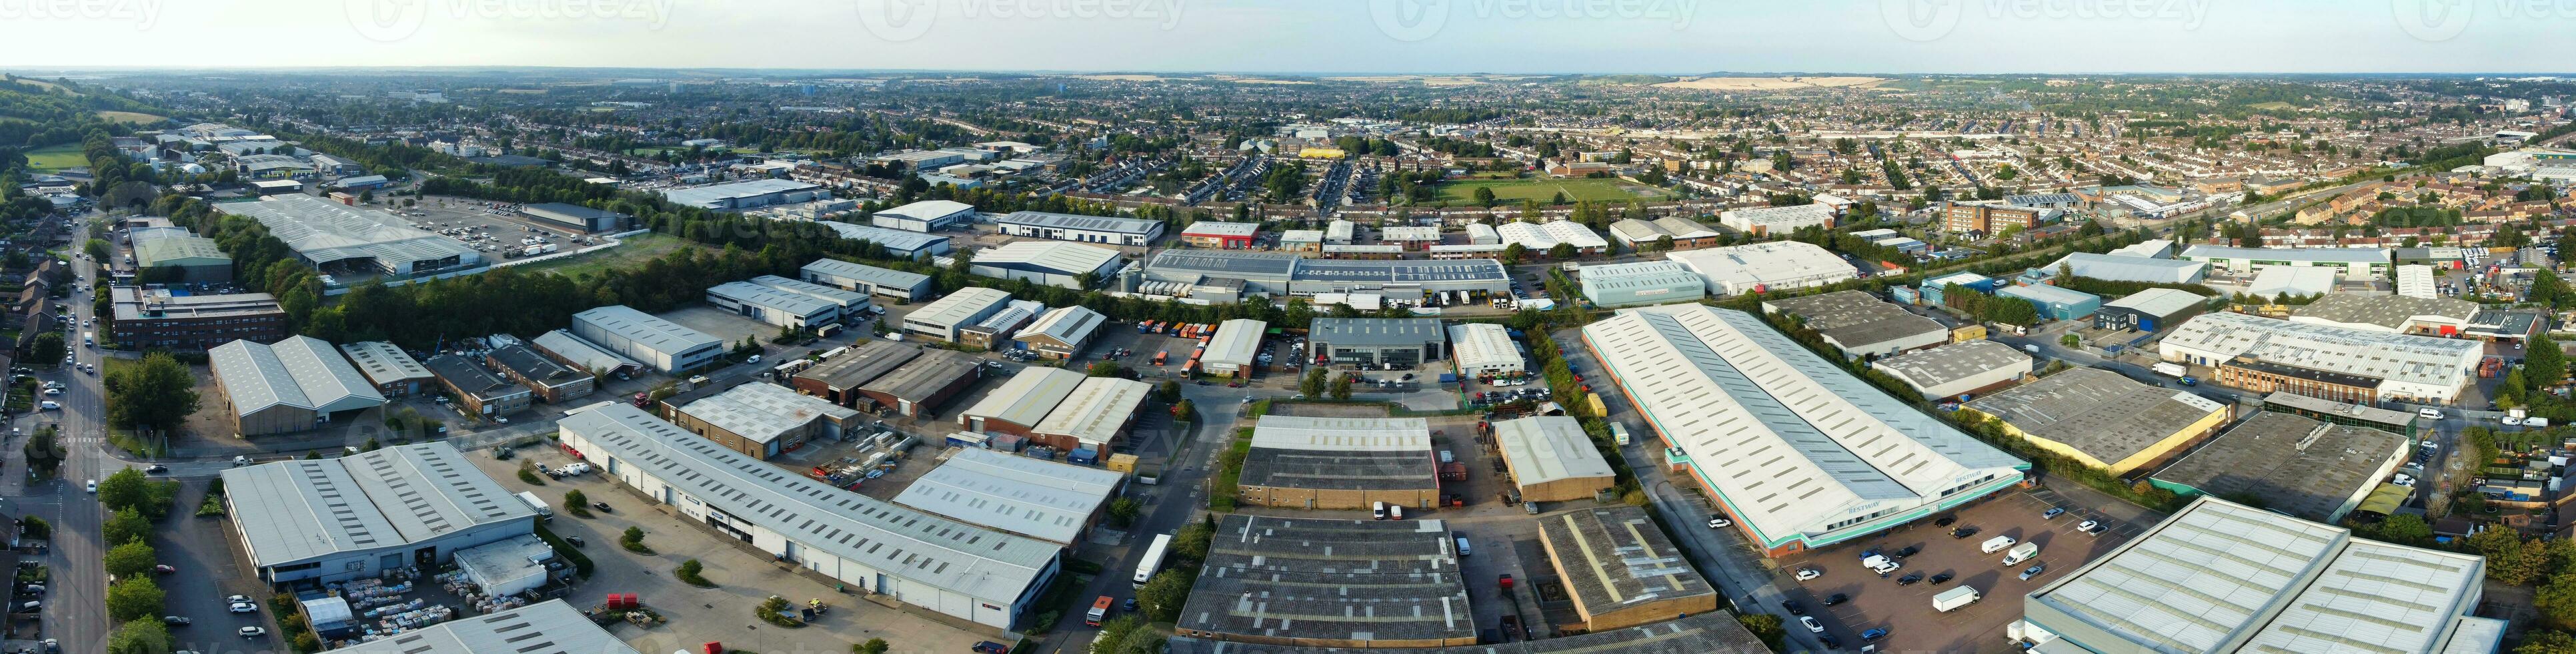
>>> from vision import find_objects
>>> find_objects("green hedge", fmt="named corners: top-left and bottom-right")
top-left (535, 523), bottom-right (594, 578)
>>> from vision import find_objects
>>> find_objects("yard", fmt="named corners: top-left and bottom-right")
top-left (517, 233), bottom-right (712, 278)
top-left (26, 143), bottom-right (87, 172)
top-left (1432, 174), bottom-right (1670, 206)
top-left (95, 111), bottom-right (167, 125)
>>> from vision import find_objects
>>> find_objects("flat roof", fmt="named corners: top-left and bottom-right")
top-left (862, 349), bottom-right (982, 401)
top-left (1963, 369), bottom-right (2226, 465)
top-left (325, 600), bottom-right (638, 654)
top-left (1180, 221), bottom-right (1261, 238)
top-left (2164, 312), bottom-right (2481, 388)
top-left (1165, 612), bottom-right (1766, 654)
top-left (1031, 376), bottom-right (1153, 446)
top-left (890, 447), bottom-right (1124, 543)
top-left (804, 258), bottom-right (934, 289)
top-left (2049, 252), bottom-right (2209, 284)
top-left (1664, 241), bottom-right (1856, 291)
top-left (1536, 505), bottom-right (1717, 616)
top-left (998, 210), bottom-right (1162, 236)
top-left (521, 202), bottom-right (625, 222)
top-left (221, 442), bottom-right (535, 569)
top-left (1870, 340), bottom-right (2031, 389)
top-left (660, 178), bottom-right (822, 209)
top-left (1310, 318), bottom-right (1445, 348)
top-left (337, 341), bottom-right (431, 387)
top-left (1204, 319), bottom-right (1266, 368)
top-left (211, 336), bottom-right (388, 416)
top-left (907, 288), bottom-right (1014, 330)
top-left (748, 274), bottom-right (869, 307)
top-left (709, 280), bottom-right (836, 317)
top-left (1718, 203), bottom-right (1834, 226)
top-left (2103, 287), bottom-right (2208, 317)
top-left (2262, 391), bottom-right (2417, 426)
top-left (1144, 250), bottom-right (1510, 286)
top-left (795, 341), bottom-right (922, 390)
top-left (111, 286), bottom-right (281, 322)
top-left (1446, 323), bottom-right (1520, 371)
top-left (220, 195), bottom-right (479, 272)
top-left (559, 404), bottom-right (1059, 603)
top-left (816, 222), bottom-right (952, 252)
top-left (960, 367), bottom-right (1086, 430)
top-left (2182, 244), bottom-right (2391, 265)
top-left (1177, 515), bottom-right (1473, 644)
top-left (1492, 416), bottom-right (1615, 488)
top-left (1240, 416), bottom-right (1436, 491)
top-left (677, 382), bottom-right (860, 444)
top-left (571, 305), bottom-right (721, 356)
top-left (2289, 294), bottom-right (2479, 330)
top-left (2150, 411), bottom-right (2406, 522)
top-left (1996, 283), bottom-right (2099, 306)
top-left (1762, 290), bottom-right (1947, 348)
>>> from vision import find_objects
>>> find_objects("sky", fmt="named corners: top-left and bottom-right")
top-left (0, 0), bottom-right (2567, 74)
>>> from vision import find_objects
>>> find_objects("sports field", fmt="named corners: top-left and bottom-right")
top-left (1433, 175), bottom-right (1670, 206)
top-left (25, 143), bottom-right (87, 172)
top-left (518, 233), bottom-right (710, 278)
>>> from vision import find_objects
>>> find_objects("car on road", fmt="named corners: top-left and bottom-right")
top-left (238, 627), bottom-right (266, 638)
top-left (143, 464), bottom-right (167, 474)
top-left (1816, 634), bottom-right (1840, 649)
top-left (39, 401), bottom-right (59, 410)
top-left (592, 502), bottom-right (613, 513)
top-left (2020, 563), bottom-right (2048, 581)
top-left (1929, 572), bottom-right (1954, 585)
top-left (1799, 616), bottom-right (1824, 633)
top-left (1706, 514), bottom-right (1730, 529)
top-left (153, 565), bottom-right (175, 574)
top-left (2041, 507), bottom-right (2066, 519)
top-left (161, 616), bottom-right (189, 625)
top-left (1123, 598), bottom-right (1138, 612)
top-left (84, 480), bottom-right (95, 493)
top-left (1780, 600), bottom-right (1804, 615)
top-left (1860, 628), bottom-right (1888, 641)
top-left (971, 642), bottom-right (1009, 654)
top-left (1821, 593), bottom-right (1848, 607)
top-left (2419, 408), bottom-right (2444, 420)
top-left (40, 388), bottom-right (59, 396)
top-left (228, 602), bottom-right (257, 613)
top-left (1794, 568), bottom-right (1821, 581)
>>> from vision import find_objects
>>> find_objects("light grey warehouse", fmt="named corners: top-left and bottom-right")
top-left (222, 442), bottom-right (539, 588)
top-left (802, 258), bottom-right (936, 301)
top-left (1141, 250), bottom-right (1510, 300)
top-left (1310, 318), bottom-right (1447, 368)
top-left (1578, 260), bottom-right (1707, 308)
top-left (818, 221), bottom-right (954, 260)
top-left (968, 241), bottom-right (1123, 289)
top-left (1869, 340), bottom-right (2032, 400)
top-left (996, 210), bottom-right (1166, 246)
top-left (569, 305), bottom-right (724, 373)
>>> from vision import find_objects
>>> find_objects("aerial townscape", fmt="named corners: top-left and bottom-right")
top-left (5, 3), bottom-right (2576, 654)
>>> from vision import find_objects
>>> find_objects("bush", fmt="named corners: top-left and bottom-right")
top-left (565, 489), bottom-right (592, 517)
top-left (518, 460), bottom-right (546, 485)
top-left (755, 596), bottom-right (805, 628)
top-left (16, 516), bottom-right (49, 539)
top-left (676, 559), bottom-right (714, 587)
top-left (535, 524), bottom-right (593, 578)
top-left (620, 526), bottom-right (652, 554)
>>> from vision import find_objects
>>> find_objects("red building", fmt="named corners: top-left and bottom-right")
top-left (1178, 222), bottom-right (1260, 249)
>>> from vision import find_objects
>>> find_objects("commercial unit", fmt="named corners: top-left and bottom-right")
top-left (1236, 416), bottom-right (1440, 510)
top-left (746, 275), bottom-right (871, 316)
top-left (969, 241), bottom-right (1122, 289)
top-left (1491, 416), bottom-right (1616, 503)
top-left (1996, 284), bottom-right (2103, 322)
top-left (1759, 290), bottom-right (1947, 359)
top-left (2045, 252), bottom-right (2209, 284)
top-left (129, 226), bottom-right (232, 283)
top-left (2397, 264), bottom-right (2439, 299)
top-left (790, 341), bottom-right (920, 406)
top-left (802, 258), bottom-right (936, 301)
top-left (109, 287), bottom-right (289, 352)
top-left (1581, 304), bottom-right (2027, 557)
top-left (1378, 226), bottom-right (1441, 250)
top-left (558, 404), bottom-right (1062, 630)
top-left (1141, 250), bottom-right (1510, 299)
top-left (2022, 496), bottom-right (2495, 654)
top-left (2148, 411), bottom-right (2408, 524)
top-left (1177, 221), bottom-right (1259, 249)
top-left (1918, 272), bottom-right (2001, 307)
top-left (959, 299), bottom-right (1044, 352)
top-left (2181, 245), bottom-right (2391, 279)
top-left (706, 280), bottom-right (842, 329)
top-left (221, 442), bottom-right (539, 587)
top-left (319, 599), bottom-right (639, 654)
top-left (2093, 288), bottom-right (2208, 332)
top-left (996, 211), bottom-right (1165, 246)
top-left (1495, 220), bottom-right (1608, 256)
top-left (1535, 506), bottom-right (1720, 632)
top-left (1175, 515), bottom-right (1474, 648)
top-left (958, 367), bottom-right (1085, 437)
top-left (423, 354), bottom-right (533, 418)
top-left (529, 329), bottom-right (643, 377)
top-left (1869, 340), bottom-right (2032, 400)
top-left (569, 305), bottom-right (724, 374)
top-left (1168, 613), bottom-right (1765, 654)
top-left (1941, 204), bottom-right (2048, 235)
top-left (1608, 216), bottom-right (1722, 250)
top-left (2160, 312), bottom-right (2482, 404)
top-left (2287, 294), bottom-right (2479, 335)
top-left (2246, 266), bottom-right (2337, 299)
top-left (1960, 369), bottom-right (2230, 475)
top-left (858, 349), bottom-right (983, 417)
top-left (337, 340), bottom-right (433, 397)
top-left (893, 447), bottom-right (1123, 545)
top-left (210, 336), bottom-right (391, 436)
top-left (1665, 241), bottom-right (1857, 296)
top-left (902, 288), bottom-right (1013, 342)
top-left (1029, 376), bottom-right (1153, 452)
top-left (816, 222), bottom-right (954, 259)
top-left (1578, 260), bottom-right (1707, 308)
top-left (1717, 204), bottom-right (1834, 235)
top-left (484, 344), bottom-right (593, 404)
top-left (2262, 391), bottom-right (2420, 438)
top-left (668, 381), bottom-right (860, 459)
top-left (221, 195), bottom-right (481, 275)
top-left (1310, 318), bottom-right (1446, 368)
top-left (661, 178), bottom-right (826, 212)
top-left (868, 200), bottom-right (978, 232)
top-left (1446, 322), bottom-right (1524, 377)
top-left (1201, 318), bottom-right (1266, 377)
top-left (517, 202), bottom-right (627, 233)
top-left (1013, 305), bottom-right (1106, 360)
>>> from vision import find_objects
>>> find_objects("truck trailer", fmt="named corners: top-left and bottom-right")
top-left (1933, 586), bottom-right (1981, 612)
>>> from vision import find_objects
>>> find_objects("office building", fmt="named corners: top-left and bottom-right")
top-left (569, 305), bottom-right (723, 374)
top-left (1961, 369), bottom-right (2230, 475)
top-left (222, 442), bottom-right (538, 587)
top-left (109, 287), bottom-right (289, 352)
top-left (1309, 318), bottom-right (1446, 368)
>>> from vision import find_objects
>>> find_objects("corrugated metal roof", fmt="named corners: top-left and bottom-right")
top-left (890, 448), bottom-right (1124, 543)
top-left (219, 442), bottom-right (534, 568)
top-left (677, 382), bottom-right (860, 444)
top-left (211, 336), bottom-right (387, 416)
top-left (959, 367), bottom-right (1086, 430)
top-left (327, 600), bottom-right (638, 654)
top-left (1202, 319), bottom-right (1266, 368)
top-left (1491, 416), bottom-right (1614, 487)
top-left (1031, 376), bottom-right (1152, 446)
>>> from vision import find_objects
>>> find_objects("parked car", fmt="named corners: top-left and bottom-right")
top-left (161, 616), bottom-right (189, 626)
top-left (227, 602), bottom-right (257, 613)
top-left (1928, 572), bottom-right (1954, 585)
top-left (1950, 527), bottom-right (1980, 539)
top-left (237, 627), bottom-right (266, 638)
top-left (1799, 616), bottom-right (1824, 633)
top-left (971, 642), bottom-right (1010, 654)
top-left (1821, 593), bottom-right (1848, 607)
top-left (2020, 563), bottom-right (2049, 581)
top-left (1860, 628), bottom-right (1888, 641)
top-left (1794, 568), bottom-right (1821, 581)
top-left (1896, 573), bottom-right (1922, 585)
top-left (1706, 514), bottom-right (1731, 529)
top-left (1780, 599), bottom-right (1804, 615)
top-left (2041, 507), bottom-right (2066, 520)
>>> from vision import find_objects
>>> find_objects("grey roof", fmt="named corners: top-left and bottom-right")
top-left (2049, 252), bottom-right (2209, 284)
top-left (1144, 250), bottom-right (1509, 286)
top-left (571, 305), bottom-right (721, 356)
top-left (1535, 505), bottom-right (1717, 617)
top-left (489, 344), bottom-right (583, 388)
top-left (1166, 612), bottom-right (1767, 654)
top-left (423, 354), bottom-right (520, 400)
top-left (1030, 376), bottom-right (1153, 446)
top-left (660, 178), bottom-right (821, 209)
top-left (870, 200), bottom-right (976, 223)
top-left (1996, 283), bottom-right (2099, 307)
top-left (794, 341), bottom-right (922, 390)
top-left (709, 280), bottom-right (836, 317)
top-left (676, 382), bottom-right (860, 444)
top-left (890, 447), bottom-right (1125, 543)
top-left (804, 258), bottom-right (934, 288)
top-left (220, 442), bottom-right (536, 569)
top-left (1963, 369), bottom-right (2227, 466)
top-left (2163, 312), bottom-right (2482, 388)
top-left (1580, 260), bottom-right (1706, 292)
top-left (1177, 515), bottom-right (1473, 644)
top-left (1870, 340), bottom-right (2031, 389)
top-left (1180, 221), bottom-right (1262, 237)
top-left (1240, 416), bottom-right (1437, 491)
top-left (325, 600), bottom-right (639, 654)
top-left (337, 341), bottom-right (431, 387)
top-left (1203, 319), bottom-right (1266, 368)
top-left (220, 195), bottom-right (479, 272)
top-left (211, 336), bottom-right (389, 416)
top-left (860, 349), bottom-right (982, 401)
top-left (748, 274), bottom-right (869, 308)
top-left (559, 404), bottom-right (1060, 603)
top-left (130, 226), bottom-right (230, 267)
top-left (1760, 290), bottom-right (1945, 348)
top-left (1020, 305), bottom-right (1106, 348)
top-left (959, 367), bottom-right (1086, 430)
top-left (2181, 245), bottom-right (2391, 265)
top-left (1491, 416), bottom-right (1615, 488)
top-left (907, 288), bottom-right (1014, 330)
top-left (520, 202), bottom-right (625, 223)
top-left (2289, 294), bottom-right (2479, 330)
top-left (973, 241), bottom-right (1122, 276)
top-left (531, 329), bottom-right (641, 373)
top-left (998, 210), bottom-right (1162, 236)
top-left (816, 222), bottom-right (952, 253)
top-left (110, 288), bottom-right (281, 322)
top-left (2103, 287), bottom-right (2209, 318)
top-left (2150, 411), bottom-right (2407, 522)
top-left (1310, 318), bottom-right (1446, 348)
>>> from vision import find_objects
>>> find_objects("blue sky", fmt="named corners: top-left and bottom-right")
top-left (0, 0), bottom-right (2564, 73)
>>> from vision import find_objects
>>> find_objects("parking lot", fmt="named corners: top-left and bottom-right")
top-left (1768, 488), bottom-right (2149, 653)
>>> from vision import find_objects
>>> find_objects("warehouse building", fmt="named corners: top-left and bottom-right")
top-left (2022, 496), bottom-right (2496, 654)
top-left (222, 442), bottom-right (538, 587)
top-left (1716, 204), bottom-right (1834, 236)
top-left (517, 202), bottom-right (627, 233)
top-left (423, 354), bottom-right (533, 418)
top-left (1916, 272), bottom-right (1999, 307)
top-left (2247, 266), bottom-right (2338, 299)
top-left (2181, 245), bottom-right (2391, 279)
top-left (1141, 250), bottom-right (1511, 299)
top-left (2287, 293), bottom-right (2479, 335)
top-left (1178, 222), bottom-right (1259, 249)
top-left (1237, 416), bottom-right (1439, 510)
top-left (221, 195), bottom-right (483, 275)
top-left (958, 367), bottom-right (1085, 437)
top-left (1869, 340), bottom-right (2032, 400)
top-left (868, 200), bottom-right (978, 232)
top-left (662, 178), bottom-right (826, 212)
top-left (1202, 318), bottom-right (1266, 378)
top-left (892, 447), bottom-right (1124, 545)
top-left (2045, 252), bottom-right (2208, 284)
top-left (109, 288), bottom-right (291, 352)
top-left (1492, 416), bottom-right (1616, 503)
top-left (210, 336), bottom-right (389, 436)
top-left (1665, 241), bottom-right (1857, 296)
top-left (2149, 410), bottom-right (2408, 524)
top-left (802, 258), bottom-right (936, 301)
top-left (1580, 304), bottom-right (2027, 557)
top-left (1310, 318), bottom-right (1447, 368)
top-left (1961, 369), bottom-right (2229, 475)
top-left (1578, 260), bottom-right (1707, 308)
top-left (996, 210), bottom-right (1166, 246)
top-left (1166, 612), bottom-right (1768, 654)
top-left (2397, 264), bottom-right (2439, 299)
top-left (707, 280), bottom-right (842, 329)
top-left (1759, 290), bottom-right (1947, 360)
top-left (1997, 284), bottom-right (2103, 322)
top-left (747, 274), bottom-right (871, 316)
top-left (969, 241), bottom-right (1123, 289)
top-left (320, 599), bottom-right (639, 654)
top-left (859, 349), bottom-right (983, 417)
top-left (1014, 305), bottom-right (1107, 360)
top-left (2093, 288), bottom-right (2208, 333)
top-left (129, 226), bottom-right (233, 283)
top-left (1446, 322), bottom-right (1524, 377)
top-left (2262, 391), bottom-right (2420, 438)
top-left (569, 305), bottom-right (723, 374)
top-left (816, 221), bottom-right (954, 259)
top-left (1175, 515), bottom-right (1474, 648)
top-left (1495, 220), bottom-right (1608, 256)
top-left (1030, 376), bottom-right (1153, 452)
top-left (669, 381), bottom-right (860, 459)
top-left (558, 404), bottom-right (1062, 630)
top-left (1536, 506), bottom-right (1720, 632)
top-left (485, 344), bottom-right (594, 404)
top-left (959, 299), bottom-right (1046, 352)
top-left (530, 329), bottom-right (644, 378)
top-left (1607, 216), bottom-right (1722, 250)
top-left (2161, 312), bottom-right (2481, 404)
top-left (337, 340), bottom-right (433, 397)
top-left (902, 288), bottom-right (1013, 342)
top-left (791, 341), bottom-right (920, 406)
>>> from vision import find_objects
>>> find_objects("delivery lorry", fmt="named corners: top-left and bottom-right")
top-left (516, 490), bottom-right (552, 519)
top-left (1933, 586), bottom-right (1982, 612)
top-left (2152, 362), bottom-right (2187, 378)
top-left (2001, 541), bottom-right (2041, 566)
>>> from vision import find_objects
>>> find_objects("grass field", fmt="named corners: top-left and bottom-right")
top-left (1433, 175), bottom-right (1670, 206)
top-left (95, 111), bottom-right (166, 124)
top-left (25, 143), bottom-right (87, 172)
top-left (518, 233), bottom-right (710, 278)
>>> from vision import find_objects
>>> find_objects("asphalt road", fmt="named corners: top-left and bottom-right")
top-left (39, 220), bottom-right (109, 654)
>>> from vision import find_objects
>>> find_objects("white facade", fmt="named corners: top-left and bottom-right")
top-left (1665, 241), bottom-right (1858, 296)
top-left (1494, 220), bottom-right (1608, 254)
top-left (869, 200), bottom-right (977, 232)
top-left (2181, 245), bottom-right (2391, 279)
top-left (1717, 204), bottom-right (1834, 234)
top-left (2159, 312), bottom-right (2481, 404)
top-left (706, 280), bottom-right (840, 328)
top-left (1446, 323), bottom-right (1524, 376)
top-left (570, 305), bottom-right (723, 373)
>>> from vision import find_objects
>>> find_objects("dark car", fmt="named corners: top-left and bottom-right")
top-left (1821, 593), bottom-right (1848, 607)
top-left (1951, 527), bottom-right (1981, 539)
top-left (1929, 572), bottom-right (1955, 585)
top-left (592, 502), bottom-right (612, 513)
top-left (143, 464), bottom-right (168, 474)
top-left (1123, 598), bottom-right (1138, 612)
top-left (1858, 547), bottom-right (1882, 560)
top-left (971, 641), bottom-right (1010, 654)
top-left (1892, 545), bottom-right (1920, 559)
top-left (1896, 573), bottom-right (1922, 585)
top-left (1817, 635), bottom-right (1841, 650)
top-left (1780, 600), bottom-right (1805, 615)
top-left (1933, 515), bottom-right (1957, 527)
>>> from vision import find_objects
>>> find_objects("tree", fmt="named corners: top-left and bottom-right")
top-left (2358, 513), bottom-right (2433, 547)
top-left (1172, 516), bottom-right (1214, 562)
top-left (103, 507), bottom-right (151, 547)
top-left (1157, 380), bottom-right (1182, 402)
top-left (103, 541), bottom-right (158, 579)
top-left (1330, 374), bottom-right (1353, 400)
top-left (1736, 613), bottom-right (1786, 651)
top-left (1472, 186), bottom-right (1497, 207)
top-left (103, 352), bottom-right (200, 433)
top-left (620, 526), bottom-right (649, 553)
top-left (2060, 334), bottom-right (2081, 348)
top-left (96, 467), bottom-right (158, 517)
top-left (1088, 361), bottom-right (1124, 378)
top-left (2520, 630), bottom-right (2576, 654)
top-left (21, 425), bottom-right (62, 477)
top-left (106, 577), bottom-right (166, 622)
top-left (105, 619), bottom-right (174, 654)
top-left (1106, 498), bottom-right (1142, 527)
top-left (2539, 575), bottom-right (2576, 631)
top-left (15, 516), bottom-right (47, 539)
top-left (29, 331), bottom-right (63, 366)
top-left (2529, 332), bottom-right (2567, 393)
top-left (856, 639), bottom-right (891, 654)
top-left (2466, 527), bottom-right (2551, 585)
top-left (565, 489), bottom-right (589, 509)
top-left (1300, 367), bottom-right (1328, 397)
top-left (1135, 569), bottom-right (1196, 621)
top-left (85, 238), bottom-right (111, 260)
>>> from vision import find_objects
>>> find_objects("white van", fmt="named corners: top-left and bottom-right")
top-left (1372, 501), bottom-right (1390, 520)
top-left (1390, 505), bottom-right (1404, 520)
top-left (1980, 535), bottom-right (2019, 554)
top-left (2418, 408), bottom-right (2443, 420)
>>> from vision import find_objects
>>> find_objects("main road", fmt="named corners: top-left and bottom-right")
top-left (39, 218), bottom-right (110, 654)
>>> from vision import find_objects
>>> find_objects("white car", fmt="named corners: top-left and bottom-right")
top-left (228, 602), bottom-right (257, 613)
top-left (1800, 616), bottom-right (1824, 633)
top-left (85, 480), bottom-right (96, 493)
top-left (237, 626), bottom-right (266, 638)
top-left (1869, 561), bottom-right (1902, 575)
top-left (39, 400), bottom-right (59, 410)
top-left (41, 388), bottom-right (61, 396)
top-left (2505, 416), bottom-right (2525, 426)
top-left (1794, 568), bottom-right (1822, 581)
top-left (2419, 408), bottom-right (2445, 420)
top-left (2076, 519), bottom-right (2099, 532)
top-left (2393, 474), bottom-right (2417, 487)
